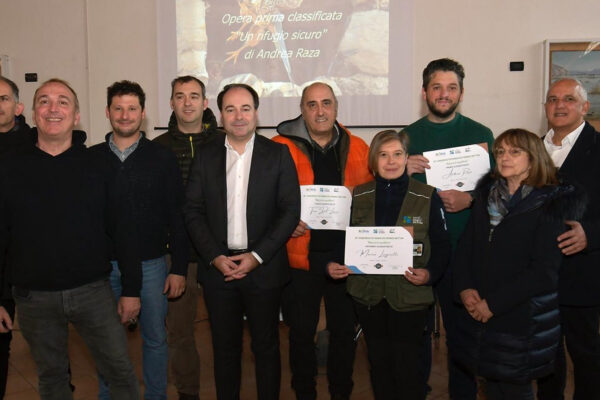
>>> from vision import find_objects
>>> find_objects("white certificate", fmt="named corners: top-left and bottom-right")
top-left (300, 185), bottom-right (352, 230)
top-left (424, 143), bottom-right (490, 191)
top-left (345, 226), bottom-right (413, 275)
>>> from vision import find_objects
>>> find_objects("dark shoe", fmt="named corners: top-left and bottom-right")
top-left (179, 393), bottom-right (200, 400)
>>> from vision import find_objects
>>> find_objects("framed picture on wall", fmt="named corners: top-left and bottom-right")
top-left (544, 39), bottom-right (600, 131)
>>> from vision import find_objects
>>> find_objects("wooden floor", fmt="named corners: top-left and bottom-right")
top-left (4, 296), bottom-right (574, 399)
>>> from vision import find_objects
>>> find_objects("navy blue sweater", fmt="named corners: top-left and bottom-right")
top-left (90, 133), bottom-right (188, 275)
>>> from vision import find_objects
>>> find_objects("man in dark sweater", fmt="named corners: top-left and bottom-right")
top-left (0, 76), bottom-right (30, 399)
top-left (91, 80), bottom-right (188, 400)
top-left (0, 76), bottom-right (30, 152)
top-left (0, 78), bottom-right (140, 399)
top-left (153, 75), bottom-right (216, 400)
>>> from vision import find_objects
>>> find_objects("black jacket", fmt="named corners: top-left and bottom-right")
top-left (90, 133), bottom-right (188, 275)
top-left (184, 132), bottom-right (300, 288)
top-left (553, 122), bottom-right (600, 306)
top-left (153, 112), bottom-right (218, 263)
top-left (0, 129), bottom-right (141, 296)
top-left (452, 173), bottom-right (586, 383)
top-left (0, 115), bottom-right (31, 157)
top-left (153, 110), bottom-right (218, 185)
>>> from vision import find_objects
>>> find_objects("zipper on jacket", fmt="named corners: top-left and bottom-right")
top-left (189, 136), bottom-right (194, 158)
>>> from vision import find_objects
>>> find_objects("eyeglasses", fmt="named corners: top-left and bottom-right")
top-left (545, 95), bottom-right (579, 105)
top-left (494, 147), bottom-right (525, 157)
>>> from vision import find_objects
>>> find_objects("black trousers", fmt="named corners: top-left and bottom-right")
top-left (0, 300), bottom-right (15, 399)
top-left (282, 268), bottom-right (357, 400)
top-left (355, 301), bottom-right (428, 400)
top-left (436, 270), bottom-right (478, 400)
top-left (203, 278), bottom-right (282, 400)
top-left (538, 304), bottom-right (600, 400)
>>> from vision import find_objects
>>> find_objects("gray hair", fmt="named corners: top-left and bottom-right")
top-left (548, 78), bottom-right (588, 102)
top-left (0, 76), bottom-right (19, 102)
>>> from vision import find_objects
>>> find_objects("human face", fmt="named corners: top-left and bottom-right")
top-left (376, 139), bottom-right (408, 180)
top-left (33, 82), bottom-right (80, 142)
top-left (106, 95), bottom-right (145, 138)
top-left (544, 79), bottom-right (589, 138)
top-left (422, 71), bottom-right (463, 122)
top-left (0, 81), bottom-right (24, 133)
top-left (170, 81), bottom-right (207, 131)
top-left (220, 87), bottom-right (258, 143)
top-left (495, 142), bottom-right (530, 189)
top-left (301, 83), bottom-right (337, 139)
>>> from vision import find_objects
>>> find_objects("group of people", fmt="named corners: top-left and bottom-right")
top-left (0, 56), bottom-right (597, 400)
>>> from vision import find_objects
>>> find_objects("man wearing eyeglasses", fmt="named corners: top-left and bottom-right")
top-left (537, 78), bottom-right (600, 400)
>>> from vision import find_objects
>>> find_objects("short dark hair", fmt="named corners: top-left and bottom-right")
top-left (34, 78), bottom-right (79, 111)
top-left (107, 80), bottom-right (146, 109)
top-left (170, 76), bottom-right (206, 99)
top-left (492, 128), bottom-right (558, 188)
top-left (422, 58), bottom-right (465, 90)
top-left (368, 129), bottom-right (410, 175)
top-left (217, 83), bottom-right (259, 111)
top-left (0, 76), bottom-right (19, 102)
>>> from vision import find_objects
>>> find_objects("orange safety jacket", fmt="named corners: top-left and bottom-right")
top-left (272, 122), bottom-right (373, 270)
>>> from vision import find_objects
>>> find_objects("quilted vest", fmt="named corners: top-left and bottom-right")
top-left (346, 178), bottom-right (435, 311)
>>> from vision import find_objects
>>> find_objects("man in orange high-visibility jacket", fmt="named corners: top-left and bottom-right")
top-left (273, 82), bottom-right (372, 400)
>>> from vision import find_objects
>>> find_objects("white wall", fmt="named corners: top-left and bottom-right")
top-left (1, 0), bottom-right (599, 144)
top-left (0, 1), bottom-right (90, 135)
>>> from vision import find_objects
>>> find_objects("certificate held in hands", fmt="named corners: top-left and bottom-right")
top-left (345, 226), bottom-right (414, 275)
top-left (300, 185), bottom-right (352, 230)
top-left (423, 143), bottom-right (490, 191)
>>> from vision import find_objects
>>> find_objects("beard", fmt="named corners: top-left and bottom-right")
top-left (112, 121), bottom-right (142, 138)
top-left (426, 97), bottom-right (459, 120)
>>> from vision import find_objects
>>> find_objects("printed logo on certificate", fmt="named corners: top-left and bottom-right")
top-left (423, 143), bottom-right (490, 191)
top-left (300, 185), bottom-right (352, 231)
top-left (345, 226), bottom-right (414, 275)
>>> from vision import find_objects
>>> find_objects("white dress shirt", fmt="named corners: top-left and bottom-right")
top-left (224, 134), bottom-right (263, 263)
top-left (544, 121), bottom-right (585, 168)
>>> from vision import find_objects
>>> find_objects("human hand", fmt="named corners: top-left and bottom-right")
top-left (118, 296), bottom-right (141, 325)
top-left (557, 220), bottom-right (587, 256)
top-left (291, 220), bottom-right (309, 238)
top-left (0, 306), bottom-right (12, 333)
top-left (227, 252), bottom-right (260, 281)
top-left (471, 299), bottom-right (493, 323)
top-left (406, 155), bottom-right (430, 176)
top-left (212, 255), bottom-right (239, 280)
top-left (438, 190), bottom-right (473, 212)
top-left (405, 267), bottom-right (429, 285)
top-left (327, 262), bottom-right (351, 280)
top-left (163, 274), bottom-right (186, 299)
top-left (460, 289), bottom-right (482, 313)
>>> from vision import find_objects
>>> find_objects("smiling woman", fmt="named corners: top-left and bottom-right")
top-left (452, 128), bottom-right (585, 399)
top-left (327, 129), bottom-right (451, 399)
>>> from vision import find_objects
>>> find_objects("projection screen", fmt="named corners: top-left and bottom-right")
top-left (157, 0), bottom-right (413, 127)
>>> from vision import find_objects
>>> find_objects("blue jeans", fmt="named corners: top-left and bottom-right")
top-left (99, 257), bottom-right (168, 400)
top-left (14, 279), bottom-right (139, 400)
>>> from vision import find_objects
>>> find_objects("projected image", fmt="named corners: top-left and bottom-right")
top-left (176, 0), bottom-right (389, 100)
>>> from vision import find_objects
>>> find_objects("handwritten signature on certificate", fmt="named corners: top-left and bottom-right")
top-left (424, 144), bottom-right (490, 191)
top-left (300, 185), bottom-right (352, 230)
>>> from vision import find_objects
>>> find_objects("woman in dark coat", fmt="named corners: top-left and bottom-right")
top-left (452, 128), bottom-right (585, 400)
